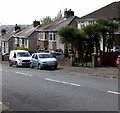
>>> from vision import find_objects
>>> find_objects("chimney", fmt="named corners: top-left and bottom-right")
top-left (64, 9), bottom-right (74, 18)
top-left (1, 29), bottom-right (6, 36)
top-left (15, 24), bottom-right (21, 31)
top-left (33, 20), bottom-right (40, 27)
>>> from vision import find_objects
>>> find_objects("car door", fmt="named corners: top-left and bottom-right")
top-left (31, 54), bottom-right (35, 66)
top-left (34, 54), bottom-right (39, 67)
top-left (13, 52), bottom-right (17, 64)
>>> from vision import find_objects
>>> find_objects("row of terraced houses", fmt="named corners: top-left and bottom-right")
top-left (0, 1), bottom-right (120, 55)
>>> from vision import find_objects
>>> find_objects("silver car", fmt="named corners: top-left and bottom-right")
top-left (30, 53), bottom-right (58, 70)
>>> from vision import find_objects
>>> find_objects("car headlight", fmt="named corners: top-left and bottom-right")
top-left (18, 59), bottom-right (22, 62)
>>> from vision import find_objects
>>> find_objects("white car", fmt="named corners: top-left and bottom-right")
top-left (30, 53), bottom-right (58, 70)
top-left (9, 50), bottom-right (31, 67)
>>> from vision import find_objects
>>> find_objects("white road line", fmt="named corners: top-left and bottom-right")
top-left (15, 72), bottom-right (33, 77)
top-left (0, 69), bottom-right (9, 72)
top-left (44, 78), bottom-right (80, 87)
top-left (107, 91), bottom-right (120, 95)
top-left (0, 102), bottom-right (2, 104)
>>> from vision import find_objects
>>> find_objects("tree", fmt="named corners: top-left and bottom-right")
top-left (58, 26), bottom-right (86, 61)
top-left (40, 10), bottom-right (63, 26)
top-left (96, 17), bottom-right (119, 51)
top-left (40, 16), bottom-right (53, 26)
top-left (106, 20), bottom-right (119, 51)
top-left (54, 10), bottom-right (63, 20)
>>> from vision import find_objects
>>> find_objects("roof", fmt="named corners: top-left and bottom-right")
top-left (79, 1), bottom-right (120, 20)
top-left (0, 28), bottom-right (19, 41)
top-left (37, 16), bottom-right (80, 32)
top-left (13, 25), bottom-right (40, 38)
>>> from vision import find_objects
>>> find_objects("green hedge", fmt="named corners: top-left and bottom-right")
top-left (13, 47), bottom-right (29, 51)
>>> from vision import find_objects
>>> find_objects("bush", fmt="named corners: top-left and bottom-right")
top-left (13, 47), bottom-right (29, 51)
top-left (74, 62), bottom-right (92, 67)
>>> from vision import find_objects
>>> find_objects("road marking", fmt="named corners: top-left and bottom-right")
top-left (0, 102), bottom-right (2, 104)
top-left (44, 78), bottom-right (80, 87)
top-left (15, 72), bottom-right (33, 77)
top-left (107, 91), bottom-right (120, 95)
top-left (0, 69), bottom-right (9, 72)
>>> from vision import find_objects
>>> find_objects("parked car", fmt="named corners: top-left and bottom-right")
top-left (9, 50), bottom-right (31, 67)
top-left (111, 46), bottom-right (120, 52)
top-left (51, 52), bottom-right (64, 59)
top-left (30, 53), bottom-right (58, 70)
top-left (2, 52), bottom-right (9, 56)
top-left (2, 52), bottom-right (9, 61)
top-left (116, 55), bottom-right (120, 66)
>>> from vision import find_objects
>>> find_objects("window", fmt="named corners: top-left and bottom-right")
top-left (17, 52), bottom-right (30, 57)
top-left (35, 54), bottom-right (38, 59)
top-left (19, 38), bottom-right (24, 45)
top-left (15, 38), bottom-right (19, 44)
top-left (39, 32), bottom-right (47, 41)
top-left (32, 54), bottom-right (35, 58)
top-left (49, 32), bottom-right (56, 41)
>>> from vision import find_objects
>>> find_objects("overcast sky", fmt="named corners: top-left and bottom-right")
top-left (0, 0), bottom-right (118, 25)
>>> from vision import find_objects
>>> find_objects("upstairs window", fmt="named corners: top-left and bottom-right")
top-left (39, 32), bottom-right (47, 41)
top-left (49, 32), bottom-right (56, 41)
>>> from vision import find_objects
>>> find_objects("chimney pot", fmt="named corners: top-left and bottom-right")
top-left (33, 20), bottom-right (40, 27)
top-left (64, 9), bottom-right (74, 18)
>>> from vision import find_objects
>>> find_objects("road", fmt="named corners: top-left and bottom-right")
top-left (1, 63), bottom-right (119, 111)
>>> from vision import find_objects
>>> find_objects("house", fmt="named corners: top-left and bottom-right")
top-left (77, 1), bottom-right (120, 52)
top-left (0, 24), bottom-right (21, 54)
top-left (36, 9), bottom-right (80, 54)
top-left (12, 21), bottom-right (40, 53)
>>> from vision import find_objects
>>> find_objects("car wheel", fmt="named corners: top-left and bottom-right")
top-left (15, 61), bottom-right (18, 67)
top-left (54, 65), bottom-right (57, 70)
top-left (9, 62), bottom-right (12, 67)
top-left (30, 63), bottom-right (34, 69)
top-left (38, 64), bottom-right (42, 70)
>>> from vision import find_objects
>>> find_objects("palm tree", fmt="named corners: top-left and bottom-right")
top-left (83, 24), bottom-right (101, 55)
top-left (97, 17), bottom-right (119, 51)
top-left (58, 26), bottom-right (86, 62)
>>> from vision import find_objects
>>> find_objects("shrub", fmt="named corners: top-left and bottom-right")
top-left (13, 47), bottom-right (29, 51)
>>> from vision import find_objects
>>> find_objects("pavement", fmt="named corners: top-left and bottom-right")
top-left (59, 66), bottom-right (119, 79)
top-left (1, 61), bottom-right (119, 79)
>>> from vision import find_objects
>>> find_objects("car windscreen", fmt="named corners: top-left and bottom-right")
top-left (39, 54), bottom-right (53, 58)
top-left (17, 52), bottom-right (30, 57)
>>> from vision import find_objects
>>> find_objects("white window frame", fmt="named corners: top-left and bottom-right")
top-left (49, 32), bottom-right (56, 42)
top-left (5, 42), bottom-right (9, 53)
top-left (39, 32), bottom-right (47, 41)
top-left (19, 38), bottom-right (24, 47)
top-left (15, 37), bottom-right (19, 44)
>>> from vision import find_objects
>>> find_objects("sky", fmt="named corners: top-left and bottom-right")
top-left (0, 0), bottom-right (118, 25)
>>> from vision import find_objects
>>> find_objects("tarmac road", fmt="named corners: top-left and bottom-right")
top-left (1, 63), bottom-right (119, 111)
